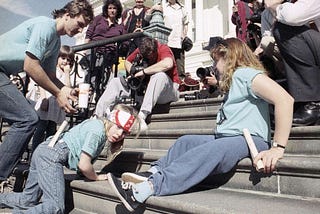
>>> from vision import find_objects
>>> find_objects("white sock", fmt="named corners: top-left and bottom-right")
top-left (148, 166), bottom-right (158, 174)
top-left (133, 181), bottom-right (153, 203)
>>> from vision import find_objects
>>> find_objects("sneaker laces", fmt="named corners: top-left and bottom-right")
top-left (121, 181), bottom-right (139, 195)
top-left (121, 180), bottom-right (134, 190)
top-left (0, 180), bottom-right (10, 193)
top-left (306, 102), bottom-right (320, 110)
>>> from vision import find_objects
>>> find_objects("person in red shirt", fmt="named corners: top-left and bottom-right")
top-left (94, 37), bottom-right (180, 130)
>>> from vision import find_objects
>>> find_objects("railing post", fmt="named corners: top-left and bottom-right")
top-left (143, 0), bottom-right (171, 44)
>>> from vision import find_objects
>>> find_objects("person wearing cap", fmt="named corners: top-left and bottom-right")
top-left (0, 104), bottom-right (141, 213)
top-left (201, 36), bottom-right (224, 89)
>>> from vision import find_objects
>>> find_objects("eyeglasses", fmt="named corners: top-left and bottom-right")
top-left (216, 108), bottom-right (227, 125)
top-left (216, 94), bottom-right (228, 125)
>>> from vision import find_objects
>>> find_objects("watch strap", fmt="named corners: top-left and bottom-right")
top-left (272, 141), bottom-right (286, 149)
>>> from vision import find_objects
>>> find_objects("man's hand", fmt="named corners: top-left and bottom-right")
top-left (232, 5), bottom-right (238, 13)
top-left (56, 86), bottom-right (78, 113)
top-left (151, 4), bottom-right (163, 13)
top-left (254, 147), bottom-right (285, 174)
top-left (264, 0), bottom-right (283, 10)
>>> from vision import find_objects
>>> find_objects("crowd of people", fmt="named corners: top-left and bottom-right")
top-left (0, 0), bottom-right (319, 213)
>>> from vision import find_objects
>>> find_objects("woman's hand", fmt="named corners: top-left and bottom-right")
top-left (254, 147), bottom-right (285, 174)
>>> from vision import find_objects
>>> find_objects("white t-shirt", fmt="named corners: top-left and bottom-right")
top-left (276, 0), bottom-right (320, 30)
top-left (163, 2), bottom-right (189, 49)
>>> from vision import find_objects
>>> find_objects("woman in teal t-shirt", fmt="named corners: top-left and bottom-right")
top-left (106, 38), bottom-right (294, 212)
top-left (0, 104), bottom-right (141, 213)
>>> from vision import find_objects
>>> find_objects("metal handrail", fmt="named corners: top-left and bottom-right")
top-left (71, 31), bottom-right (151, 52)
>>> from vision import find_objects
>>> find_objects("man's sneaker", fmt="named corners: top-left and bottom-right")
top-left (107, 173), bottom-right (141, 212)
top-left (121, 171), bottom-right (152, 183)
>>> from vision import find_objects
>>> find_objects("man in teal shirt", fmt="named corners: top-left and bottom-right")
top-left (0, 0), bottom-right (93, 183)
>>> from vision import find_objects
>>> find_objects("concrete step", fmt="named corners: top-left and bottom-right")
top-left (148, 111), bottom-right (216, 130)
top-left (94, 150), bottom-right (320, 199)
top-left (66, 174), bottom-right (320, 214)
top-left (125, 126), bottom-right (320, 156)
top-left (69, 208), bottom-right (95, 214)
top-left (67, 97), bottom-right (320, 213)
top-left (168, 97), bottom-right (223, 114)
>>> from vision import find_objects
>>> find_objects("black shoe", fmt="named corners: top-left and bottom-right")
top-left (293, 102), bottom-right (320, 126)
top-left (107, 173), bottom-right (141, 212)
top-left (121, 171), bottom-right (152, 183)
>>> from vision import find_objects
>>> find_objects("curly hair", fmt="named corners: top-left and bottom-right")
top-left (211, 37), bottom-right (266, 93)
top-left (51, 0), bottom-right (94, 23)
top-left (102, 0), bottom-right (123, 21)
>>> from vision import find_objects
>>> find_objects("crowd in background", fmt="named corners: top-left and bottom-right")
top-left (0, 0), bottom-right (319, 212)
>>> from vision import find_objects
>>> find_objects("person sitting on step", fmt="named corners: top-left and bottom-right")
top-left (94, 36), bottom-right (181, 131)
top-left (106, 37), bottom-right (294, 212)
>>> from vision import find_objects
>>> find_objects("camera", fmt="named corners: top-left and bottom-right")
top-left (127, 65), bottom-right (145, 90)
top-left (120, 54), bottom-right (146, 92)
top-left (196, 66), bottom-right (216, 80)
top-left (196, 65), bottom-right (219, 94)
top-left (184, 91), bottom-right (202, 101)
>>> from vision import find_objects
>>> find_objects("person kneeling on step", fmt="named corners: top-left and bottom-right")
top-left (0, 104), bottom-right (142, 213)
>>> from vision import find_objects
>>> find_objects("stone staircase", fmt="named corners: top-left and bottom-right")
top-left (65, 96), bottom-right (320, 213)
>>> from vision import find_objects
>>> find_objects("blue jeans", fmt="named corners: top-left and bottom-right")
top-left (0, 139), bottom-right (69, 214)
top-left (32, 120), bottom-right (57, 152)
top-left (150, 135), bottom-right (269, 196)
top-left (0, 72), bottom-right (38, 180)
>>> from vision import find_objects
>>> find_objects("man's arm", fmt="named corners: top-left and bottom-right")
top-left (24, 53), bottom-right (77, 113)
top-left (125, 57), bottom-right (174, 78)
top-left (143, 57), bottom-right (173, 75)
top-left (265, 0), bottom-right (320, 26)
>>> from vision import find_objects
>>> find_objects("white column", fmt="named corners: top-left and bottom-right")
top-left (195, 0), bottom-right (204, 42)
top-left (184, 0), bottom-right (193, 38)
top-left (226, 0), bottom-right (237, 38)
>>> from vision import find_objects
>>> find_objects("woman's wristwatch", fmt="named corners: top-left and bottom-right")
top-left (272, 141), bottom-right (286, 149)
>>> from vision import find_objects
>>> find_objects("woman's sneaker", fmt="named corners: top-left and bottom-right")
top-left (107, 173), bottom-right (141, 212)
top-left (121, 171), bottom-right (152, 183)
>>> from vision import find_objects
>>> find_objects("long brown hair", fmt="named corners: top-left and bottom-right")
top-left (211, 37), bottom-right (266, 93)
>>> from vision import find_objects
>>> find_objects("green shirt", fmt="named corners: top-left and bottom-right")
top-left (63, 119), bottom-right (106, 170)
top-left (215, 67), bottom-right (271, 142)
top-left (0, 16), bottom-right (60, 75)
